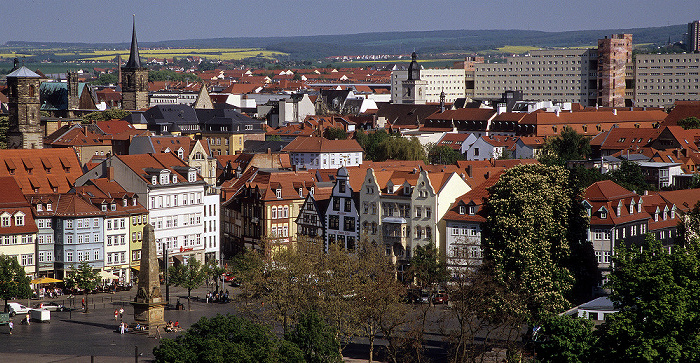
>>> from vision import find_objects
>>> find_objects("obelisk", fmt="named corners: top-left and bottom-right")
top-left (131, 224), bottom-right (165, 335)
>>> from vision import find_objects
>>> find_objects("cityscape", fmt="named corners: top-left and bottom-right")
top-left (0, 8), bottom-right (700, 363)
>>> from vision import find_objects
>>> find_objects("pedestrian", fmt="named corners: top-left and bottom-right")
top-left (8, 320), bottom-right (12, 334)
top-left (120, 322), bottom-right (125, 335)
top-left (25, 314), bottom-right (30, 325)
top-left (81, 297), bottom-right (85, 311)
top-left (114, 309), bottom-right (119, 321)
top-left (119, 307), bottom-right (124, 320)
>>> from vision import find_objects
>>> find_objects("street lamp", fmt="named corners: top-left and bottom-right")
top-left (162, 242), bottom-right (170, 307)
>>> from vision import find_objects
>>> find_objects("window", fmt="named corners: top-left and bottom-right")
top-left (66, 235), bottom-right (73, 244)
top-left (94, 250), bottom-right (99, 260)
top-left (344, 199), bottom-right (352, 212)
top-left (339, 181), bottom-right (346, 193)
top-left (459, 206), bottom-right (465, 215)
top-left (426, 227), bottom-right (432, 239)
top-left (416, 226), bottom-right (422, 239)
top-left (1, 215), bottom-right (10, 227)
top-left (415, 207), bottom-right (422, 218)
top-left (283, 206), bottom-right (289, 218)
top-left (603, 251), bottom-right (611, 263)
top-left (426, 207), bottom-right (432, 218)
top-left (282, 225), bottom-right (288, 237)
top-left (329, 215), bottom-right (340, 230)
top-left (333, 198), bottom-right (340, 211)
top-left (107, 220), bottom-right (113, 230)
top-left (67, 251), bottom-right (73, 262)
top-left (344, 216), bottom-right (355, 232)
top-left (271, 206), bottom-right (277, 219)
top-left (275, 189), bottom-right (282, 199)
top-left (107, 236), bottom-right (112, 246)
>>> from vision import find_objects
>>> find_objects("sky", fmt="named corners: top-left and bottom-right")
top-left (0, 0), bottom-right (697, 44)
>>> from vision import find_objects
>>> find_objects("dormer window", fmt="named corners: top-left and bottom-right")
top-left (188, 170), bottom-right (196, 183)
top-left (172, 174), bottom-right (178, 183)
top-left (637, 198), bottom-right (642, 213)
top-left (629, 200), bottom-right (635, 214)
top-left (276, 189), bottom-right (282, 199)
top-left (133, 198), bottom-right (137, 206)
top-left (299, 188), bottom-right (303, 198)
top-left (177, 148), bottom-right (184, 160)
top-left (37, 204), bottom-right (43, 212)
top-left (310, 187), bottom-right (314, 195)
top-left (151, 176), bottom-right (157, 185)
top-left (600, 210), bottom-right (607, 219)
top-left (468, 206), bottom-right (476, 215)
top-left (404, 185), bottom-right (410, 195)
top-left (47, 203), bottom-right (52, 211)
top-left (459, 205), bottom-right (466, 215)
top-left (123, 199), bottom-right (128, 207)
top-left (14, 212), bottom-right (25, 226)
top-left (110, 204), bottom-right (116, 211)
top-left (160, 171), bottom-right (170, 185)
top-left (102, 204), bottom-right (107, 212)
top-left (654, 211), bottom-right (659, 222)
top-left (671, 206), bottom-right (676, 219)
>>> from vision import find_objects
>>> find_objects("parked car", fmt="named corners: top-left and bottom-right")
top-left (33, 302), bottom-right (66, 312)
top-left (7, 302), bottom-right (31, 317)
top-left (433, 291), bottom-right (449, 305)
top-left (224, 273), bottom-right (241, 287)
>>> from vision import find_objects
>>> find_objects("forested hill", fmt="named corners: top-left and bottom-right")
top-left (4, 24), bottom-right (686, 59)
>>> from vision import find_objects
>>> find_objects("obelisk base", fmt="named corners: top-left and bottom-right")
top-left (132, 301), bottom-right (166, 336)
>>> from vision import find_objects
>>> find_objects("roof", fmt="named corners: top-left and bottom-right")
top-left (282, 136), bottom-right (364, 153)
top-left (6, 66), bottom-right (41, 78)
top-left (376, 103), bottom-right (441, 128)
top-left (437, 133), bottom-right (470, 151)
top-left (443, 170), bottom-right (503, 223)
top-left (584, 180), bottom-right (637, 202)
top-left (115, 153), bottom-right (201, 185)
top-left (425, 108), bottom-right (496, 121)
top-left (664, 101), bottom-right (700, 126)
top-left (0, 177), bottom-right (38, 234)
top-left (0, 149), bottom-right (83, 195)
top-left (125, 16), bottom-right (142, 69)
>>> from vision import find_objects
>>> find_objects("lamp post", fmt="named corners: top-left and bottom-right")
top-left (163, 243), bottom-right (170, 307)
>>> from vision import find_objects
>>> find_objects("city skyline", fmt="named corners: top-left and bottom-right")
top-left (0, 0), bottom-right (697, 44)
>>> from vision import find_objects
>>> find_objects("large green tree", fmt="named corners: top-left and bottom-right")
top-left (536, 315), bottom-right (596, 363)
top-left (169, 257), bottom-right (208, 311)
top-left (539, 126), bottom-right (591, 166)
top-left (0, 255), bottom-right (31, 313)
top-left (427, 144), bottom-right (464, 165)
top-left (595, 235), bottom-right (700, 362)
top-left (285, 310), bottom-right (342, 363)
top-left (355, 129), bottom-right (390, 161)
top-left (323, 127), bottom-right (348, 140)
top-left (609, 160), bottom-right (653, 192)
top-left (483, 164), bottom-right (575, 322)
top-left (64, 260), bottom-right (100, 313)
top-left (677, 116), bottom-right (700, 130)
top-left (376, 136), bottom-right (426, 162)
top-left (153, 314), bottom-right (304, 363)
top-left (82, 108), bottom-right (132, 122)
top-left (408, 243), bottom-right (448, 299)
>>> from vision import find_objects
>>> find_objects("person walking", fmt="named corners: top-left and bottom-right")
top-left (25, 314), bottom-right (30, 325)
top-left (8, 321), bottom-right (12, 334)
top-left (114, 309), bottom-right (119, 321)
top-left (120, 322), bottom-right (125, 335)
top-left (119, 307), bottom-right (124, 320)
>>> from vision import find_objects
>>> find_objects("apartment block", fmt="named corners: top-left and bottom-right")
top-left (634, 53), bottom-right (700, 107)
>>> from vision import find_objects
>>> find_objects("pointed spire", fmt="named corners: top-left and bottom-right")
top-left (125, 14), bottom-right (142, 68)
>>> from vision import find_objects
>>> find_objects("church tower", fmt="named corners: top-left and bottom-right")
top-left (6, 62), bottom-right (43, 149)
top-left (67, 71), bottom-right (80, 114)
top-left (121, 16), bottom-right (149, 110)
top-left (400, 52), bottom-right (427, 104)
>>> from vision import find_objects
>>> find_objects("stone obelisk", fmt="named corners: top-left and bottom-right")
top-left (131, 224), bottom-right (165, 335)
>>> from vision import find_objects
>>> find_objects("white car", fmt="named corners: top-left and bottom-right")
top-left (7, 302), bottom-right (31, 317)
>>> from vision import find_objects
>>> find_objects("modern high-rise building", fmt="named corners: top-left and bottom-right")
top-left (689, 20), bottom-right (700, 53)
top-left (391, 53), bottom-right (466, 104)
top-left (633, 52), bottom-right (700, 108)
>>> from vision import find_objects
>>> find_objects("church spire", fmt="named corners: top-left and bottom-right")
top-left (125, 15), bottom-right (142, 68)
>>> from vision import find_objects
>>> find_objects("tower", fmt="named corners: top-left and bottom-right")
top-left (121, 16), bottom-right (149, 111)
top-left (6, 64), bottom-right (43, 149)
top-left (400, 52), bottom-right (428, 104)
top-left (689, 20), bottom-right (700, 53)
top-left (597, 34), bottom-right (632, 108)
top-left (67, 71), bottom-right (79, 112)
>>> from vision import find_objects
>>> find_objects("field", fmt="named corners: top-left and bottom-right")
top-left (58, 48), bottom-right (289, 61)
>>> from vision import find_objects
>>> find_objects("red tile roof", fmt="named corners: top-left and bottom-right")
top-left (0, 177), bottom-right (38, 234)
top-left (0, 149), bottom-right (83, 196)
top-left (282, 137), bottom-right (363, 153)
top-left (663, 101), bottom-right (700, 127)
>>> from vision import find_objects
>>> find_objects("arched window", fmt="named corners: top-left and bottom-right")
top-left (283, 206), bottom-right (289, 218)
top-left (29, 85), bottom-right (35, 97)
top-left (271, 207), bottom-right (277, 219)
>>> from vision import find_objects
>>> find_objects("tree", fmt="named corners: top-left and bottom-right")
top-left (677, 116), bottom-right (700, 130)
top-left (355, 129), bottom-right (390, 161)
top-left (82, 109), bottom-right (131, 122)
top-left (483, 164), bottom-right (575, 323)
top-left (0, 255), bottom-right (31, 313)
top-left (376, 136), bottom-right (426, 162)
top-left (153, 314), bottom-right (304, 363)
top-left (408, 243), bottom-right (448, 301)
top-left (323, 127), bottom-right (347, 140)
top-left (285, 310), bottom-right (342, 363)
top-left (90, 73), bottom-right (118, 86)
top-left (536, 315), bottom-right (596, 363)
top-left (595, 235), bottom-right (700, 362)
top-left (168, 257), bottom-right (208, 311)
top-left (609, 160), bottom-right (653, 193)
top-left (64, 260), bottom-right (100, 313)
top-left (539, 126), bottom-right (591, 166)
top-left (427, 144), bottom-right (464, 165)
top-left (205, 260), bottom-right (226, 293)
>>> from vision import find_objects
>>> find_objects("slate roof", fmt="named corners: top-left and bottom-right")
top-left (6, 66), bottom-right (41, 78)
top-left (376, 103), bottom-right (441, 129)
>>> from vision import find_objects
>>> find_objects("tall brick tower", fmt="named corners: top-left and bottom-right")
top-left (67, 71), bottom-right (79, 114)
top-left (597, 34), bottom-right (633, 107)
top-left (689, 20), bottom-right (700, 53)
top-left (6, 63), bottom-right (43, 149)
top-left (121, 16), bottom-right (148, 111)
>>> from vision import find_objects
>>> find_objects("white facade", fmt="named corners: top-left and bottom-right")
top-left (103, 214), bottom-right (130, 284)
top-left (466, 137), bottom-right (504, 161)
top-left (203, 194), bottom-right (220, 263)
top-left (634, 53), bottom-right (700, 108)
top-left (290, 151), bottom-right (363, 170)
top-left (148, 172), bottom-right (207, 263)
top-left (391, 69), bottom-right (467, 104)
top-left (279, 94), bottom-right (316, 124)
top-left (149, 91), bottom-right (199, 107)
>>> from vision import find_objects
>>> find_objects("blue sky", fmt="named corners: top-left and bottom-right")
top-left (0, 0), bottom-right (697, 43)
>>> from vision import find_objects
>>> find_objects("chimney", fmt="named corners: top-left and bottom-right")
top-left (267, 148), bottom-right (271, 155)
top-left (466, 165), bottom-right (472, 178)
top-left (107, 167), bottom-right (114, 181)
